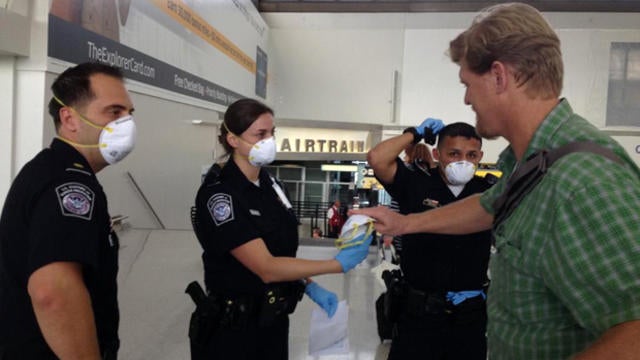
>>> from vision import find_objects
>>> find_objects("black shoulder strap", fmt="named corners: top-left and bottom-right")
top-left (492, 141), bottom-right (623, 229)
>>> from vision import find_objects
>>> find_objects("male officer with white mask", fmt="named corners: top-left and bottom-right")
top-left (368, 121), bottom-right (494, 359)
top-left (0, 62), bottom-right (135, 360)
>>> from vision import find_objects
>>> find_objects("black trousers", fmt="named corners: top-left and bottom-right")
top-left (203, 315), bottom-right (289, 360)
top-left (387, 302), bottom-right (487, 360)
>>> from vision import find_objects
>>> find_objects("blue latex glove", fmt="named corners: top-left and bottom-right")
top-left (415, 117), bottom-right (445, 136)
top-left (446, 290), bottom-right (486, 306)
top-left (305, 282), bottom-right (338, 317)
top-left (335, 232), bottom-right (374, 272)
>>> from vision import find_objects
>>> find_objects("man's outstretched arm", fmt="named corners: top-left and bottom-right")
top-left (351, 194), bottom-right (493, 236)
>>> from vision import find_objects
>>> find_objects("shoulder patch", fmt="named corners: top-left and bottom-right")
top-left (56, 182), bottom-right (95, 220)
top-left (207, 193), bottom-right (234, 226)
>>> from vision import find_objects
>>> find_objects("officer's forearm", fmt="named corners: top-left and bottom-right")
top-left (28, 262), bottom-right (101, 360)
top-left (367, 132), bottom-right (412, 184)
top-left (260, 257), bottom-right (343, 283)
top-left (232, 239), bottom-right (343, 283)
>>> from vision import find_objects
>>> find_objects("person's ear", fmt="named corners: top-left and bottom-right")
top-left (58, 107), bottom-right (80, 133)
top-left (226, 132), bottom-right (240, 149)
top-left (491, 61), bottom-right (509, 94)
top-left (478, 150), bottom-right (484, 163)
top-left (432, 148), bottom-right (440, 162)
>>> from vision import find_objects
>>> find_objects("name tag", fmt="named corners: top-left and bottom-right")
top-left (249, 209), bottom-right (261, 216)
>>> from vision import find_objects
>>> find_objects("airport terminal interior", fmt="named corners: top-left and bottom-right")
top-left (1, 0), bottom-right (639, 359)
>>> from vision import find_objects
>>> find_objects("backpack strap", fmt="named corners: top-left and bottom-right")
top-left (492, 141), bottom-right (623, 230)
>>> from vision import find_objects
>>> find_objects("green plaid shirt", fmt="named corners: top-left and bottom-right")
top-left (480, 99), bottom-right (640, 359)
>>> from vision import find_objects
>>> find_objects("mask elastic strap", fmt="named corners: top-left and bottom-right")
top-left (222, 121), bottom-right (246, 144)
top-left (223, 122), bottom-right (255, 166)
top-left (52, 95), bottom-right (113, 133)
top-left (57, 136), bottom-right (105, 149)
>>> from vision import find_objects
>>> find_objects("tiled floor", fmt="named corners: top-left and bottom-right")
top-left (116, 228), bottom-right (389, 360)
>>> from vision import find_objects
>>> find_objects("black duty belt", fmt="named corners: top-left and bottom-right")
top-left (187, 280), bottom-right (305, 330)
top-left (404, 287), bottom-right (486, 317)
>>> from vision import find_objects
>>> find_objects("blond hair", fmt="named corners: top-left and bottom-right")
top-left (449, 2), bottom-right (563, 99)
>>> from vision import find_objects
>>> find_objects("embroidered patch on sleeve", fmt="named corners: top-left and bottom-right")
top-left (56, 182), bottom-right (95, 220)
top-left (207, 193), bottom-right (234, 226)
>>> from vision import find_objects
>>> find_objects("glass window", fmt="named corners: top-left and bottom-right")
top-left (282, 181), bottom-right (300, 203)
top-left (607, 42), bottom-right (640, 127)
top-left (304, 183), bottom-right (324, 203)
top-left (306, 167), bottom-right (326, 181)
top-left (278, 166), bottom-right (303, 181)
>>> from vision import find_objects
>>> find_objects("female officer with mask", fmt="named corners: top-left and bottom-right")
top-left (191, 98), bottom-right (372, 360)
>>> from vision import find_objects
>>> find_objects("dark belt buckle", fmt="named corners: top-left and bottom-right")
top-left (444, 301), bottom-right (455, 315)
top-left (407, 288), bottom-right (427, 317)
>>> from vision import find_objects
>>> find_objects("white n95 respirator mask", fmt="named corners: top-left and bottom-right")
top-left (248, 136), bottom-right (277, 167)
top-left (444, 160), bottom-right (476, 185)
top-left (98, 115), bottom-right (137, 164)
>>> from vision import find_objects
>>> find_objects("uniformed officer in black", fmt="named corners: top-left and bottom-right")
top-left (0, 63), bottom-right (135, 359)
top-left (191, 98), bottom-right (373, 360)
top-left (368, 121), bottom-right (494, 359)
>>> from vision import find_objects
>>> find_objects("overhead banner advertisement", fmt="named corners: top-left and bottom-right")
top-left (47, 0), bottom-right (268, 105)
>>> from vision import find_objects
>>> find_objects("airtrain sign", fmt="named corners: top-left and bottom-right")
top-left (276, 127), bottom-right (370, 154)
top-left (279, 138), bottom-right (365, 153)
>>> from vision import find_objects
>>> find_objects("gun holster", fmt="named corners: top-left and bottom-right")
top-left (185, 281), bottom-right (222, 360)
top-left (382, 269), bottom-right (407, 323)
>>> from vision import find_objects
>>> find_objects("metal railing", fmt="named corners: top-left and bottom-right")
top-left (291, 201), bottom-right (333, 236)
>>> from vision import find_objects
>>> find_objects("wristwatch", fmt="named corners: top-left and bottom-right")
top-left (402, 127), bottom-right (421, 144)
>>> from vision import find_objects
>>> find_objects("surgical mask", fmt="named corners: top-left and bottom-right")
top-left (53, 96), bottom-right (136, 164)
top-left (247, 136), bottom-right (276, 167)
top-left (444, 160), bottom-right (476, 185)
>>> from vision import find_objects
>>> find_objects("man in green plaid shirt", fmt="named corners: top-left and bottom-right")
top-left (354, 2), bottom-right (640, 359)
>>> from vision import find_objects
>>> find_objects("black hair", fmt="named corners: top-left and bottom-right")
top-left (219, 98), bottom-right (274, 157)
top-left (436, 122), bottom-right (482, 148)
top-left (48, 62), bottom-right (124, 131)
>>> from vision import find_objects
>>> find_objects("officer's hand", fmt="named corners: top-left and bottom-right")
top-left (305, 282), bottom-right (338, 317)
top-left (415, 117), bottom-right (444, 136)
top-left (335, 232), bottom-right (374, 272)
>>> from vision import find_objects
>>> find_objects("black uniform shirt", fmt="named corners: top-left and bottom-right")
top-left (381, 157), bottom-right (493, 292)
top-left (0, 139), bottom-right (119, 353)
top-left (195, 159), bottom-right (299, 296)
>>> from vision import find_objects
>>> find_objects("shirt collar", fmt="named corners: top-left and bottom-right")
top-left (497, 98), bottom-right (573, 165)
top-left (221, 158), bottom-right (271, 189)
top-left (521, 98), bottom-right (573, 160)
top-left (50, 138), bottom-right (96, 176)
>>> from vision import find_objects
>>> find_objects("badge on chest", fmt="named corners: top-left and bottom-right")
top-left (422, 198), bottom-right (440, 209)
